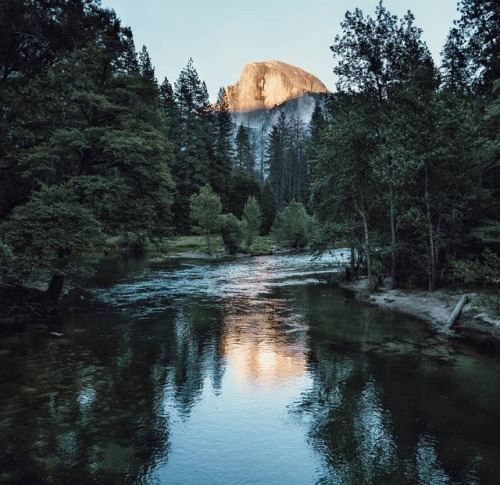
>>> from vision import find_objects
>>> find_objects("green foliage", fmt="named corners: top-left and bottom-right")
top-left (310, 2), bottom-right (499, 290)
top-left (242, 197), bottom-right (262, 247)
top-left (0, 241), bottom-right (14, 278)
top-left (171, 58), bottom-right (215, 232)
top-left (1, 185), bottom-right (104, 285)
top-left (452, 249), bottom-right (500, 286)
top-left (213, 87), bottom-right (234, 197)
top-left (266, 112), bottom-right (309, 211)
top-left (225, 171), bottom-right (261, 218)
top-left (190, 185), bottom-right (222, 254)
top-left (235, 125), bottom-right (255, 174)
top-left (219, 214), bottom-right (244, 255)
top-left (331, 1), bottom-right (436, 99)
top-left (272, 201), bottom-right (316, 249)
top-left (0, 0), bottom-right (174, 295)
top-left (259, 182), bottom-right (277, 235)
top-left (452, 0), bottom-right (500, 93)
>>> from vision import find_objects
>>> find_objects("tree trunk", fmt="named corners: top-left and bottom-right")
top-left (352, 191), bottom-right (372, 285)
top-left (424, 166), bottom-right (437, 291)
top-left (389, 182), bottom-right (397, 289)
top-left (45, 274), bottom-right (64, 303)
top-left (205, 230), bottom-right (212, 255)
top-left (442, 294), bottom-right (469, 333)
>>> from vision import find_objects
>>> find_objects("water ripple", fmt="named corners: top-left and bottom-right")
top-left (91, 252), bottom-right (347, 316)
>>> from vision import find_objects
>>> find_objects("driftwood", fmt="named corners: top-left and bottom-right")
top-left (442, 294), bottom-right (470, 333)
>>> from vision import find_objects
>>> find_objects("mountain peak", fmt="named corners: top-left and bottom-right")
top-left (226, 60), bottom-right (328, 112)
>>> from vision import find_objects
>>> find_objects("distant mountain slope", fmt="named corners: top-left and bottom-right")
top-left (225, 60), bottom-right (329, 168)
top-left (226, 60), bottom-right (328, 113)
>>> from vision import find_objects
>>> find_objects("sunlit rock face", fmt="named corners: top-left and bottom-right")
top-left (226, 60), bottom-right (328, 112)
top-left (225, 61), bottom-right (329, 165)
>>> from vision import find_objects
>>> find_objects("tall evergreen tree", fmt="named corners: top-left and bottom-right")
top-left (286, 115), bottom-right (308, 204)
top-left (159, 77), bottom-right (179, 144)
top-left (259, 182), bottom-right (277, 235)
top-left (213, 87), bottom-right (234, 203)
top-left (440, 28), bottom-right (472, 92)
top-left (453, 0), bottom-right (500, 94)
top-left (172, 58), bottom-right (214, 232)
top-left (266, 112), bottom-right (288, 211)
top-left (235, 125), bottom-right (255, 174)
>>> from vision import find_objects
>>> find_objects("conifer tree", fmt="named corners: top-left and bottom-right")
top-left (453, 0), bottom-right (500, 94)
top-left (235, 125), bottom-right (255, 174)
top-left (213, 87), bottom-right (234, 202)
top-left (172, 58), bottom-right (214, 232)
top-left (159, 77), bottom-right (180, 144)
top-left (329, 1), bottom-right (436, 288)
top-left (266, 112), bottom-right (288, 210)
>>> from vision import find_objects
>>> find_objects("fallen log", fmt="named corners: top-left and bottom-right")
top-left (442, 294), bottom-right (470, 333)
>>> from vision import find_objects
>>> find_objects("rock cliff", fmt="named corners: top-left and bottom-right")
top-left (225, 61), bottom-right (329, 167)
top-left (226, 60), bottom-right (328, 113)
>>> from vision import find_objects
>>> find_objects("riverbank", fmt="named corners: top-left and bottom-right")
top-left (339, 278), bottom-right (500, 346)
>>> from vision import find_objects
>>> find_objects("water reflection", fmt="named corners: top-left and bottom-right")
top-left (1, 254), bottom-right (500, 483)
top-left (221, 296), bottom-right (308, 388)
top-left (293, 323), bottom-right (494, 484)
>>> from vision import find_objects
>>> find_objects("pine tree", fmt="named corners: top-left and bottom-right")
top-left (454, 0), bottom-right (500, 94)
top-left (441, 28), bottom-right (472, 92)
top-left (329, 1), bottom-right (437, 288)
top-left (235, 125), bottom-right (255, 174)
top-left (213, 87), bottom-right (234, 203)
top-left (159, 77), bottom-right (180, 144)
top-left (172, 58), bottom-right (214, 232)
top-left (266, 112), bottom-right (288, 211)
top-left (259, 182), bottom-right (277, 235)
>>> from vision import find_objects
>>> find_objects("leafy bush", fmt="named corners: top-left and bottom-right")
top-left (219, 213), bottom-right (244, 255)
top-left (272, 201), bottom-right (317, 249)
top-left (452, 249), bottom-right (500, 286)
top-left (1, 184), bottom-right (104, 285)
top-left (242, 196), bottom-right (262, 248)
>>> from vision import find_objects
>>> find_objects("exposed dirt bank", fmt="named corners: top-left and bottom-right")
top-left (339, 279), bottom-right (500, 347)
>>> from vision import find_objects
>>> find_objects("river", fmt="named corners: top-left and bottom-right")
top-left (0, 253), bottom-right (499, 484)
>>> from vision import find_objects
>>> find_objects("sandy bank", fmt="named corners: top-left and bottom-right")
top-left (340, 279), bottom-right (500, 345)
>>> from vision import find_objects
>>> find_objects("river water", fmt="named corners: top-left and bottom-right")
top-left (1, 253), bottom-right (499, 484)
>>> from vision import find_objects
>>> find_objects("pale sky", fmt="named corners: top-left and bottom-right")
top-left (102, 0), bottom-right (460, 101)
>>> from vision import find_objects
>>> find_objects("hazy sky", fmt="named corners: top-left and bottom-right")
top-left (102, 0), bottom-right (460, 100)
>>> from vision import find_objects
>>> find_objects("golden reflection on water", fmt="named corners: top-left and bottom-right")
top-left (221, 296), bottom-right (308, 388)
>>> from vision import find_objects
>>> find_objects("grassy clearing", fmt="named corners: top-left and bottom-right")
top-left (156, 235), bottom-right (276, 257)
top-left (159, 235), bottom-right (224, 255)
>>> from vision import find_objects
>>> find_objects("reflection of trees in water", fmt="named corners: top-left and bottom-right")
top-left (165, 303), bottom-right (226, 415)
top-left (293, 342), bottom-right (486, 484)
top-left (0, 300), bottom-right (227, 483)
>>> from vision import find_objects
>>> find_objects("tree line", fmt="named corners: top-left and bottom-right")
top-left (0, 0), bottom-right (498, 305)
top-left (0, 0), bottom-right (317, 301)
top-left (309, 0), bottom-right (500, 291)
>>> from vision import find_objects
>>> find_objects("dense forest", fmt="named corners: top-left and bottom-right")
top-left (311, 0), bottom-right (500, 291)
top-left (0, 0), bottom-right (499, 311)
